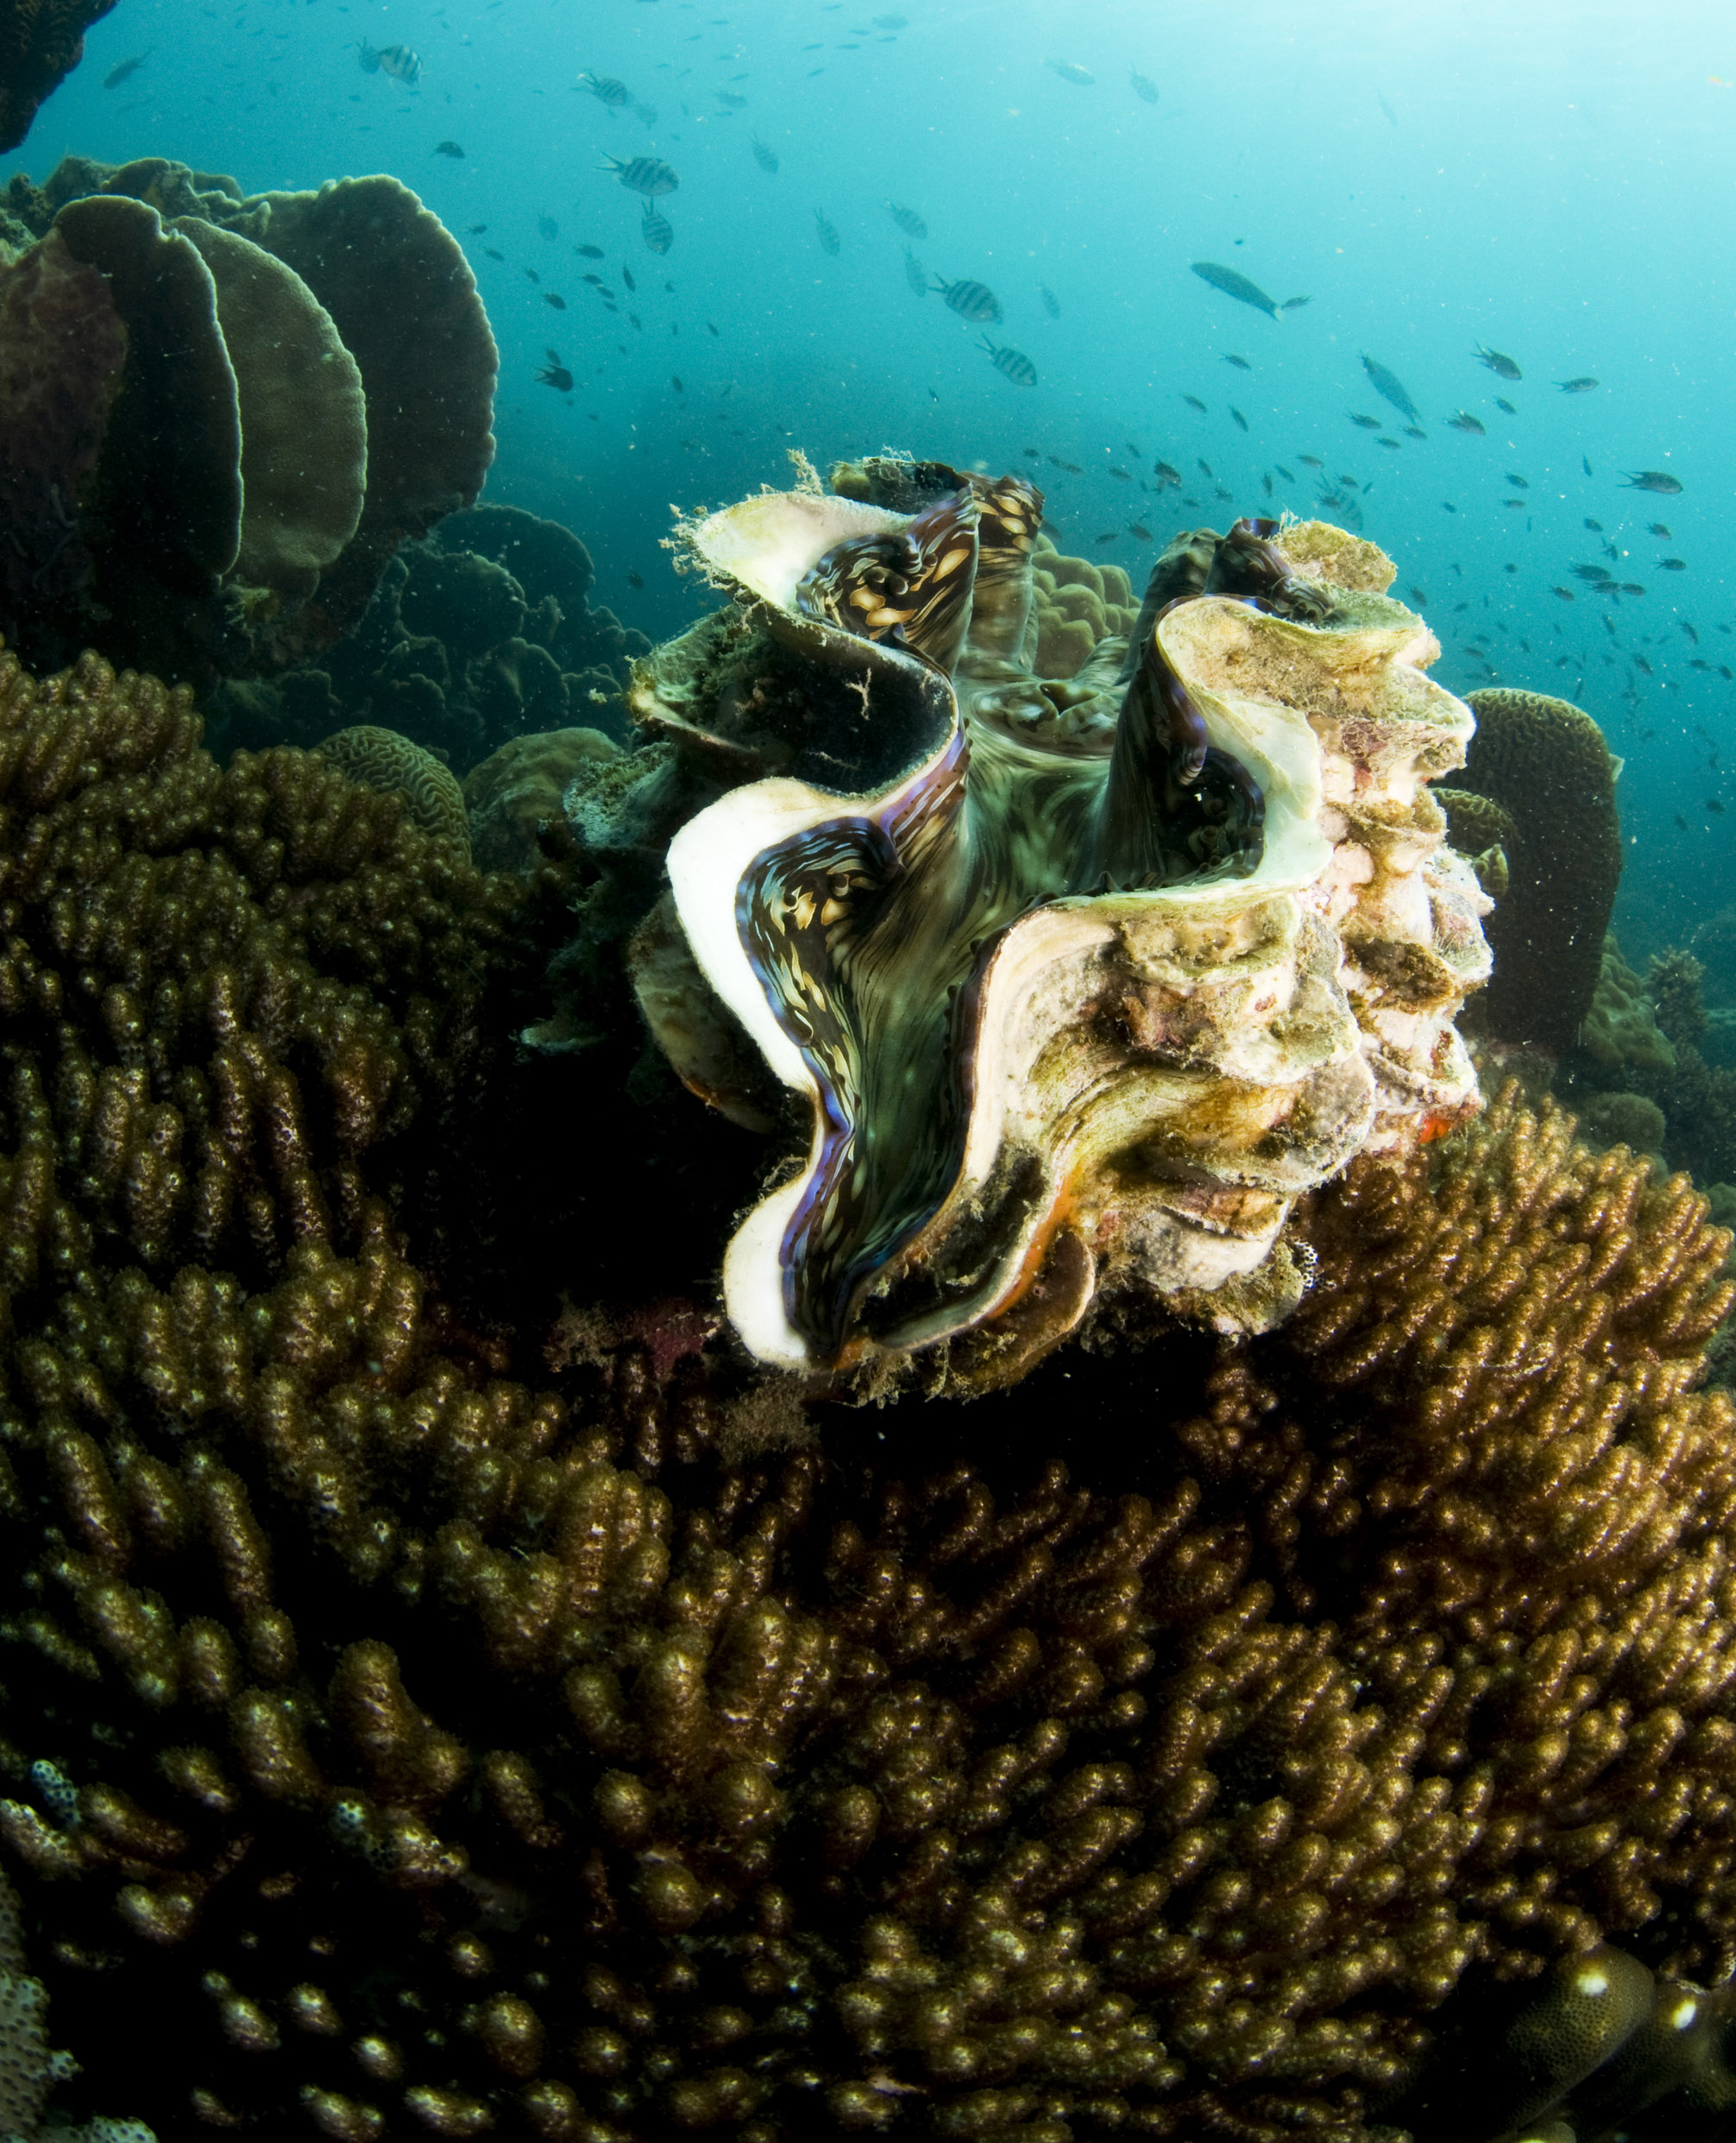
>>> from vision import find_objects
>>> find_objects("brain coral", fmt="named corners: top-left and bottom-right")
top-left (0, 642), bottom-right (1733, 2143)
top-left (1444, 688), bottom-right (1624, 1057)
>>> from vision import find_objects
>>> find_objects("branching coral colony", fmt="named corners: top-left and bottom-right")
top-left (0, 460), bottom-right (1733, 2143)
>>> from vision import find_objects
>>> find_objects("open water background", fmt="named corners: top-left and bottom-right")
top-left (13, 0), bottom-right (1736, 955)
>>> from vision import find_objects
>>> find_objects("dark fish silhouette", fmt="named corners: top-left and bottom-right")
top-left (1047, 60), bottom-right (1094, 84)
top-left (1583, 454), bottom-right (1594, 475)
top-left (1474, 344), bottom-right (1521, 379)
top-left (752, 138), bottom-right (779, 173)
top-left (626, 571), bottom-right (645, 589)
top-left (903, 247), bottom-right (928, 297)
top-left (1223, 353), bottom-right (1250, 369)
top-left (1154, 462), bottom-right (1180, 488)
top-left (1622, 470), bottom-right (1683, 495)
top-left (981, 337), bottom-right (1036, 385)
top-left (102, 52), bottom-right (150, 88)
top-left (544, 293), bottom-right (567, 310)
top-left (1557, 376), bottom-right (1599, 392)
top-left (435, 141), bottom-right (465, 158)
top-left (1446, 411), bottom-right (1486, 435)
top-left (1129, 69), bottom-right (1159, 103)
top-left (1040, 285), bottom-right (1060, 321)
top-left (1660, 558), bottom-right (1689, 571)
top-left (538, 215), bottom-right (558, 240)
top-left (537, 362), bottom-right (573, 393)
top-left (640, 202), bottom-right (674, 255)
top-left (814, 209), bottom-right (841, 255)
top-left (1362, 353), bottom-right (1420, 425)
top-left (1348, 413), bottom-right (1382, 430)
top-left (602, 155), bottom-right (678, 196)
top-left (1506, 472), bottom-right (1528, 488)
top-left (1648, 522), bottom-right (1672, 538)
top-left (359, 40), bottom-right (419, 84)
top-left (672, 375), bottom-right (683, 392)
top-left (578, 72), bottom-right (632, 106)
top-left (932, 276), bottom-right (1001, 323)
top-left (1182, 394), bottom-right (1206, 413)
top-left (1191, 262), bottom-right (1305, 319)
top-left (1495, 396), bottom-right (1517, 413)
top-left (887, 202), bottom-right (927, 238)
top-left (1129, 522), bottom-right (1154, 540)
top-left (1230, 407), bottom-right (1248, 432)
top-left (716, 91), bottom-right (747, 109)
top-left (576, 243), bottom-right (604, 258)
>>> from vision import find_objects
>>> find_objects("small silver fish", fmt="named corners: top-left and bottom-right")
top-left (1446, 411), bottom-right (1486, 435)
top-left (1047, 59), bottom-right (1094, 84)
top-left (1473, 344), bottom-right (1522, 380)
top-left (1557, 376), bottom-right (1599, 393)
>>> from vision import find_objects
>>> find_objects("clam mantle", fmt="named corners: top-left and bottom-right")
top-left (620, 460), bottom-right (1491, 1384)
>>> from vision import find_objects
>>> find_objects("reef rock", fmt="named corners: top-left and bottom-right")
top-left (585, 458), bottom-right (1493, 1387)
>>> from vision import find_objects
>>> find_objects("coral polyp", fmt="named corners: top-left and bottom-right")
top-left (628, 460), bottom-right (1491, 1385)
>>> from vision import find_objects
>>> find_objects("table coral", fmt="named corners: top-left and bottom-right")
top-left (0, 159), bottom-right (494, 684)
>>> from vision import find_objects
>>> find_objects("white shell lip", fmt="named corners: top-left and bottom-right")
top-left (667, 738), bottom-right (968, 1375)
top-left (687, 490), bottom-right (910, 611)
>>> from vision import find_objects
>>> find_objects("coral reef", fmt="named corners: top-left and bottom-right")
top-left (1571, 1087), bottom-right (1667, 1157)
top-left (0, 158), bottom-right (494, 684)
top-left (204, 507), bottom-right (649, 776)
top-left (314, 727), bottom-right (470, 850)
top-left (1028, 539), bottom-right (1137, 679)
top-left (1438, 688), bottom-right (1623, 1057)
top-left (0, 0), bottom-right (116, 155)
top-left (0, 1865), bottom-right (155, 2140)
top-left (463, 727), bottom-right (620, 875)
top-left (2, 781), bottom-right (1734, 2143)
top-left (1579, 938), bottom-right (1676, 1075)
top-left (604, 464), bottom-right (1489, 1383)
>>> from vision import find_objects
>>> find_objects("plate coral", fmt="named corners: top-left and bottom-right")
top-left (0, 157), bottom-right (496, 684)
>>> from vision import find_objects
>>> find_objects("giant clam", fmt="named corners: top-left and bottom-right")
top-left (616, 457), bottom-right (1491, 1388)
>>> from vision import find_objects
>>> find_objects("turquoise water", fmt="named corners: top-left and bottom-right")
top-left (15, 0), bottom-right (1736, 942)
